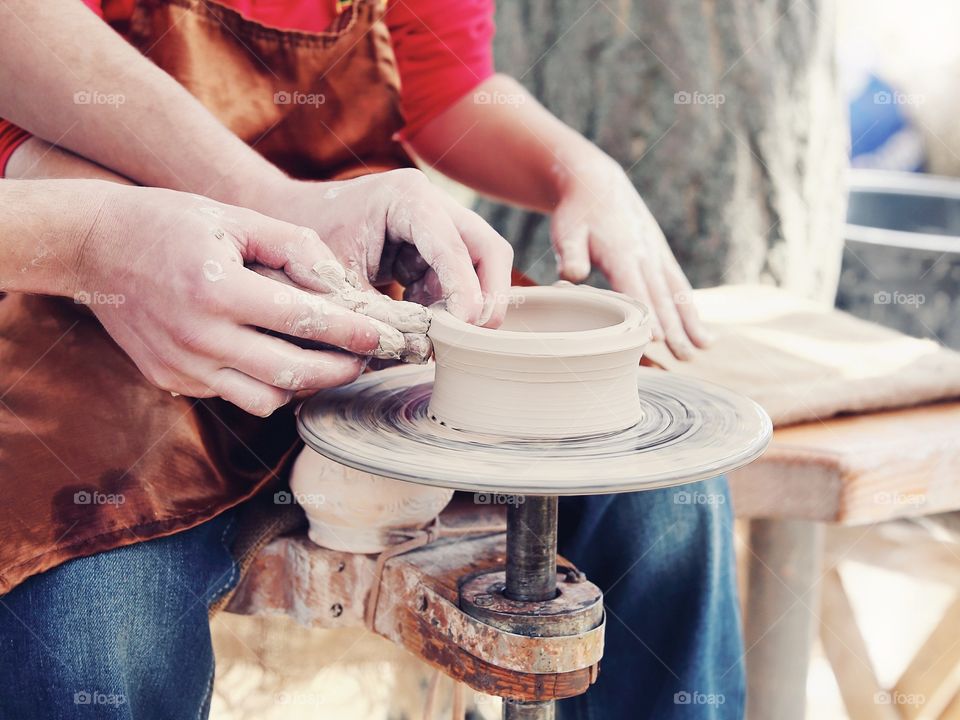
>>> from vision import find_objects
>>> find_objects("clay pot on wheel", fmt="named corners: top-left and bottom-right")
top-left (291, 284), bottom-right (650, 552)
top-left (428, 284), bottom-right (652, 439)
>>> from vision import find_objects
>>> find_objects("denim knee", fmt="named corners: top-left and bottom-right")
top-left (0, 511), bottom-right (238, 720)
top-left (556, 478), bottom-right (744, 720)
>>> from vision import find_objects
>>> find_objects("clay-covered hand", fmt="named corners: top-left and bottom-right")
top-left (258, 168), bottom-right (514, 327)
top-left (75, 185), bottom-right (401, 416)
top-left (550, 153), bottom-right (712, 360)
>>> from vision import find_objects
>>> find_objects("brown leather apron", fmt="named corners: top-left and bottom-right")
top-left (0, 0), bottom-right (412, 595)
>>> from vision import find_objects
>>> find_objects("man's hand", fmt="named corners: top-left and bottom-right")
top-left (75, 184), bottom-right (403, 416)
top-left (257, 169), bottom-right (514, 328)
top-left (550, 153), bottom-right (712, 360)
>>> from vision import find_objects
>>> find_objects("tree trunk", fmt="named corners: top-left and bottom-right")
top-left (477, 0), bottom-right (847, 303)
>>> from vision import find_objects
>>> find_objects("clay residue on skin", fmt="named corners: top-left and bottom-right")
top-left (288, 297), bottom-right (330, 337)
top-left (251, 260), bottom-right (432, 363)
top-left (311, 261), bottom-right (431, 334)
top-left (367, 318), bottom-right (405, 360)
top-left (202, 259), bottom-right (227, 282)
top-left (400, 333), bottom-right (433, 364)
top-left (274, 367), bottom-right (304, 390)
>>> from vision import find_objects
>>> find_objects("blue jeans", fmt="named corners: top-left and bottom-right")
top-left (0, 479), bottom-right (742, 720)
top-left (557, 477), bottom-right (744, 720)
top-left (0, 510), bottom-right (239, 720)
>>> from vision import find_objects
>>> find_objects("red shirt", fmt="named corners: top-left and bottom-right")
top-left (0, 0), bottom-right (494, 175)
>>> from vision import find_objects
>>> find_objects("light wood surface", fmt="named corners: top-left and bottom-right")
top-left (826, 522), bottom-right (960, 587)
top-left (730, 401), bottom-right (960, 525)
top-left (818, 569), bottom-right (899, 720)
top-left (894, 596), bottom-right (960, 720)
top-left (744, 519), bottom-right (824, 720)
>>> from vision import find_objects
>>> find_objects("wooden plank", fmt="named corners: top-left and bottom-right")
top-left (819, 568), bottom-right (899, 720)
top-left (730, 401), bottom-right (960, 525)
top-left (744, 518), bottom-right (824, 720)
top-left (826, 523), bottom-right (960, 588)
top-left (894, 596), bottom-right (960, 720)
top-left (937, 689), bottom-right (960, 720)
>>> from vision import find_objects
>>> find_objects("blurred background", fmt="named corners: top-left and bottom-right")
top-left (210, 1), bottom-right (960, 718)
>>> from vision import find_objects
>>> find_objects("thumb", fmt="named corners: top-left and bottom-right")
top-left (551, 214), bottom-right (592, 283)
top-left (234, 211), bottom-right (372, 293)
top-left (225, 206), bottom-right (342, 286)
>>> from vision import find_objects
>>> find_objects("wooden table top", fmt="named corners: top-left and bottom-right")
top-left (729, 400), bottom-right (960, 525)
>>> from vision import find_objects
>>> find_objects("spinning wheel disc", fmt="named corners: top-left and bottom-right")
top-left (297, 365), bottom-right (772, 495)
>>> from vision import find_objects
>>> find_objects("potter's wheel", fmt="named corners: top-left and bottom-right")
top-left (297, 364), bottom-right (771, 495)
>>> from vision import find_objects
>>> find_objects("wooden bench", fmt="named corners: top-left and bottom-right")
top-left (731, 400), bottom-right (960, 720)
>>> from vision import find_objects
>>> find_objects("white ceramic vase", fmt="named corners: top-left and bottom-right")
top-left (289, 446), bottom-right (454, 553)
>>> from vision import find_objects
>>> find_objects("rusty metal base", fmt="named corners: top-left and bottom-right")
top-left (461, 567), bottom-right (603, 720)
top-left (460, 569), bottom-right (603, 639)
top-left (228, 498), bottom-right (603, 707)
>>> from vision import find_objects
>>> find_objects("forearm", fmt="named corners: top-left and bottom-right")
top-left (405, 74), bottom-right (608, 214)
top-left (0, 0), bottom-right (283, 207)
top-left (0, 178), bottom-right (119, 297)
top-left (6, 137), bottom-right (133, 184)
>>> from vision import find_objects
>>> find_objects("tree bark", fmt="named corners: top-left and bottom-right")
top-left (478, 0), bottom-right (848, 303)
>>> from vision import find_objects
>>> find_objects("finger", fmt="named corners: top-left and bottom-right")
top-left (250, 263), bottom-right (290, 285)
top-left (311, 260), bottom-right (431, 332)
top-left (226, 269), bottom-right (403, 357)
top-left (227, 329), bottom-right (363, 391)
top-left (594, 252), bottom-right (665, 342)
top-left (400, 333), bottom-right (433, 364)
top-left (550, 216), bottom-right (592, 283)
top-left (386, 190), bottom-right (483, 323)
top-left (641, 261), bottom-right (696, 360)
top-left (441, 197), bottom-right (513, 327)
top-left (226, 208), bottom-right (345, 287)
top-left (663, 259), bottom-right (714, 348)
top-left (208, 367), bottom-right (295, 417)
top-left (255, 261), bottom-right (430, 334)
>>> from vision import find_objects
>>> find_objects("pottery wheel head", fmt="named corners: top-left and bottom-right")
top-left (297, 365), bottom-right (772, 496)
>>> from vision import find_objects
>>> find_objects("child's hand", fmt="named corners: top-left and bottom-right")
top-left (551, 153), bottom-right (712, 360)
